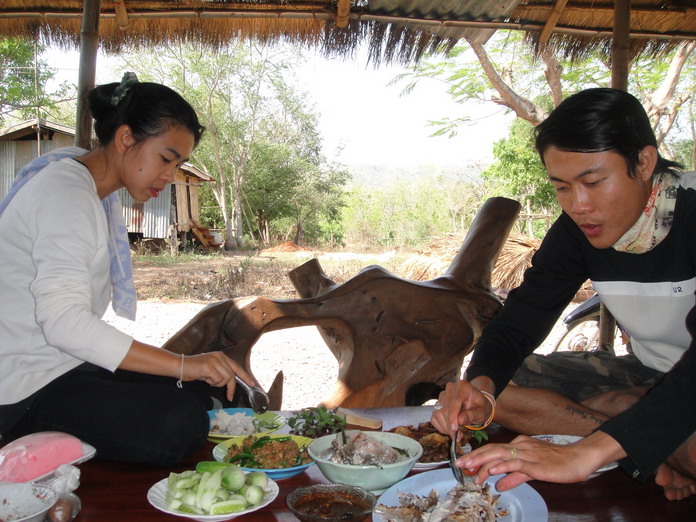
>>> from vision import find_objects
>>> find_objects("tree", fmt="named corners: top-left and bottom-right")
top-left (397, 32), bottom-right (696, 218)
top-left (341, 172), bottom-right (483, 248)
top-left (0, 38), bottom-right (72, 126)
top-left (118, 41), bottom-right (343, 249)
top-left (482, 118), bottom-right (556, 212)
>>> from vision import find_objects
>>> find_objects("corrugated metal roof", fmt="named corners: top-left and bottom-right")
top-left (368, 0), bottom-right (521, 43)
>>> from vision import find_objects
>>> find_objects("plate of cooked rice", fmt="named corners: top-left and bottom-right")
top-left (208, 408), bottom-right (285, 441)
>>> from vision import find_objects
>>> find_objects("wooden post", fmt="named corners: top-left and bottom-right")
top-left (75, 0), bottom-right (100, 149)
top-left (603, 0), bottom-right (630, 347)
top-left (611, 0), bottom-right (631, 91)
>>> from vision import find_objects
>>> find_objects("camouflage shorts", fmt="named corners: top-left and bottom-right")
top-left (511, 352), bottom-right (664, 403)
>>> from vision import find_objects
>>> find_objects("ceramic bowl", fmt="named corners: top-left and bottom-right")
top-left (286, 484), bottom-right (376, 522)
top-left (307, 431), bottom-right (422, 494)
top-left (212, 433), bottom-right (315, 479)
top-left (0, 482), bottom-right (57, 522)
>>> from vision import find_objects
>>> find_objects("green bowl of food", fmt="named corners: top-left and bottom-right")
top-left (307, 430), bottom-right (422, 494)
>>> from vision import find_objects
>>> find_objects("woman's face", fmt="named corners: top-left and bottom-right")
top-left (120, 124), bottom-right (195, 203)
top-left (544, 146), bottom-right (655, 249)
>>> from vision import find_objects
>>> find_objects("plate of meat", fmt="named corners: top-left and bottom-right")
top-left (389, 422), bottom-right (472, 470)
top-left (373, 468), bottom-right (548, 521)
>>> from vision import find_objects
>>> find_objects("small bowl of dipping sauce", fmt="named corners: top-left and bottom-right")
top-left (286, 484), bottom-right (376, 521)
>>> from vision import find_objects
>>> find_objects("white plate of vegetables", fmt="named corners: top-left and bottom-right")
top-left (147, 462), bottom-right (278, 521)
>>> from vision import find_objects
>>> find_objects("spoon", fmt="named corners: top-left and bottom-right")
top-left (235, 376), bottom-right (269, 413)
top-left (449, 427), bottom-right (475, 484)
top-left (449, 427), bottom-right (466, 485)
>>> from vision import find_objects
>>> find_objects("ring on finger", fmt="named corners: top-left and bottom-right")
top-left (433, 401), bottom-right (444, 411)
top-left (510, 446), bottom-right (518, 460)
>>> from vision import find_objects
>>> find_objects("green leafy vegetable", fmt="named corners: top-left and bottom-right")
top-left (252, 412), bottom-right (283, 432)
top-left (471, 429), bottom-right (488, 444)
top-left (287, 406), bottom-right (346, 437)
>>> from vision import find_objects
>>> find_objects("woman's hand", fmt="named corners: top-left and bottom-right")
top-left (430, 378), bottom-right (495, 436)
top-left (181, 352), bottom-right (255, 401)
top-left (120, 340), bottom-right (258, 401)
top-left (458, 432), bottom-right (625, 491)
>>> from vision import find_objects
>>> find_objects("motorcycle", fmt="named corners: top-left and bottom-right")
top-left (554, 293), bottom-right (630, 354)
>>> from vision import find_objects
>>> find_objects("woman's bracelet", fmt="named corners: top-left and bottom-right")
top-left (176, 353), bottom-right (184, 389)
top-left (464, 390), bottom-right (496, 431)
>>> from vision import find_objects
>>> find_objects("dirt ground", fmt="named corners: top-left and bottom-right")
top-left (104, 251), bottom-right (578, 411)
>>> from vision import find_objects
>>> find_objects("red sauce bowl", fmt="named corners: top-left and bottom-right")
top-left (286, 484), bottom-right (376, 521)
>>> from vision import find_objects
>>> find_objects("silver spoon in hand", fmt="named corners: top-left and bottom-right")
top-left (234, 376), bottom-right (269, 413)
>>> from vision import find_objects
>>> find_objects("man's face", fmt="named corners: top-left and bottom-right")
top-left (544, 146), bottom-right (655, 249)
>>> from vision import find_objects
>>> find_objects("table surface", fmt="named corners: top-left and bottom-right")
top-left (72, 407), bottom-right (696, 521)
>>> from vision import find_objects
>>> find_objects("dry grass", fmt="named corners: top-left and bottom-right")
top-left (400, 232), bottom-right (541, 290)
top-left (132, 232), bottom-right (590, 302)
top-left (132, 249), bottom-right (410, 302)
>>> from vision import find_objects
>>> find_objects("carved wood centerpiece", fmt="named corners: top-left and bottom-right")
top-left (163, 197), bottom-right (521, 410)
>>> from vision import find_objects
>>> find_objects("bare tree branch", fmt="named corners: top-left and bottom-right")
top-left (646, 42), bottom-right (696, 121)
top-left (466, 38), bottom-right (548, 125)
top-left (540, 45), bottom-right (564, 107)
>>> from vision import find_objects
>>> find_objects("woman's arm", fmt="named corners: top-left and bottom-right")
top-left (120, 340), bottom-right (256, 401)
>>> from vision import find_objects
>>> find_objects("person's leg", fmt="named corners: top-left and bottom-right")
top-left (499, 352), bottom-right (696, 499)
top-left (495, 384), bottom-right (607, 436)
top-left (495, 351), bottom-right (661, 435)
top-left (8, 367), bottom-right (211, 466)
top-left (580, 386), bottom-right (648, 417)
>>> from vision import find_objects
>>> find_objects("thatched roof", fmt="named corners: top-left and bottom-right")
top-left (2, 1), bottom-right (694, 64)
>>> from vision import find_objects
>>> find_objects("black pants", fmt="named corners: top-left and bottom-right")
top-left (2, 365), bottom-right (242, 466)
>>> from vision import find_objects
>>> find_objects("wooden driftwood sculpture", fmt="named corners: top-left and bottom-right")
top-left (163, 197), bottom-right (521, 409)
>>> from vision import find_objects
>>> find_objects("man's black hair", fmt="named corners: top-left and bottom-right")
top-left (535, 88), bottom-right (681, 178)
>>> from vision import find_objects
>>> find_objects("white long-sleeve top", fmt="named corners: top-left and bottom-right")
top-left (0, 158), bottom-right (133, 404)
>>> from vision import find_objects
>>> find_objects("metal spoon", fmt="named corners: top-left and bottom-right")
top-left (449, 427), bottom-right (466, 484)
top-left (235, 376), bottom-right (269, 413)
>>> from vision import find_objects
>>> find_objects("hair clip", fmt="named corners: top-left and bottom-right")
top-left (110, 71), bottom-right (139, 107)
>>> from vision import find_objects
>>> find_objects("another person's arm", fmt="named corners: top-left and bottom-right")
top-left (461, 430), bottom-right (626, 490)
top-left (432, 214), bottom-right (588, 432)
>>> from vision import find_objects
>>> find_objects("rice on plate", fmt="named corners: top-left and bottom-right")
top-left (208, 408), bottom-right (285, 440)
top-left (211, 411), bottom-right (256, 435)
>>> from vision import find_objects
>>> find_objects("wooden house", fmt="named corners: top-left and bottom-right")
top-left (0, 118), bottom-right (217, 247)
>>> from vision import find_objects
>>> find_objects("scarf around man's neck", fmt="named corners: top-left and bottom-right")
top-left (0, 147), bottom-right (137, 320)
top-left (612, 172), bottom-right (678, 254)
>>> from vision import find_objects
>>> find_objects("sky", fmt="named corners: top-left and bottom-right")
top-left (294, 49), bottom-right (513, 170)
top-left (46, 45), bottom-right (513, 172)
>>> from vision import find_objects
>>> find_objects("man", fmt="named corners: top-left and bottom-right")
top-left (432, 88), bottom-right (696, 501)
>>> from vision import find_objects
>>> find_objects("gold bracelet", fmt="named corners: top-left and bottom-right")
top-left (464, 390), bottom-right (496, 431)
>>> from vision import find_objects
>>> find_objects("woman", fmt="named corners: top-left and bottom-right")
top-left (432, 88), bottom-right (696, 500)
top-left (0, 74), bottom-right (254, 466)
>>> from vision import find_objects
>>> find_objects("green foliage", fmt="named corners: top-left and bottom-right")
top-left (341, 172), bottom-right (483, 248)
top-left (0, 38), bottom-right (66, 125)
top-left (672, 139), bottom-right (695, 170)
top-left (482, 118), bottom-right (558, 214)
top-left (117, 42), bottom-right (346, 248)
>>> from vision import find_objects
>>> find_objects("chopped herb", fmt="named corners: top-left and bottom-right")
top-left (287, 406), bottom-right (346, 438)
